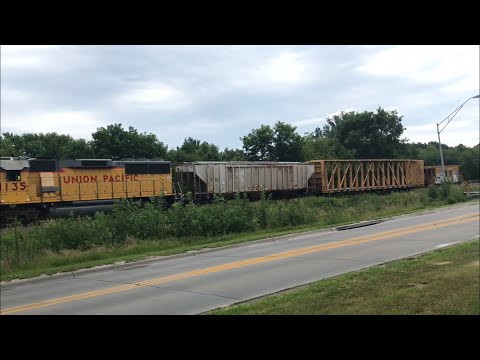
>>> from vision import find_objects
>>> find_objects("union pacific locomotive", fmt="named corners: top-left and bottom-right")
top-left (0, 157), bottom-right (173, 225)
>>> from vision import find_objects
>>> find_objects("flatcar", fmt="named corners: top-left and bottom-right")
top-left (0, 158), bottom-right (173, 225)
top-left (308, 159), bottom-right (425, 193)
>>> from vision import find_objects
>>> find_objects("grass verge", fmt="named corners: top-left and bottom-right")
top-left (207, 239), bottom-right (480, 315)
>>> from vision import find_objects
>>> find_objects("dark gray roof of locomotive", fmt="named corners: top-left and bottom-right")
top-left (0, 159), bottom-right (30, 171)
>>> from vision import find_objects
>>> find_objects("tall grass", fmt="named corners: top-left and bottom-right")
top-left (0, 185), bottom-right (468, 278)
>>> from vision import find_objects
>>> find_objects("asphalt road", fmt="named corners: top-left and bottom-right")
top-left (1, 202), bottom-right (479, 315)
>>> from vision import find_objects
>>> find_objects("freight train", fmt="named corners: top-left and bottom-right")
top-left (0, 157), bottom-right (458, 226)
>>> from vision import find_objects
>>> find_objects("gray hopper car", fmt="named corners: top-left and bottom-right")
top-left (176, 161), bottom-right (315, 200)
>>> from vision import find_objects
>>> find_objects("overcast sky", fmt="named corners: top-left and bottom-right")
top-left (1, 45), bottom-right (479, 150)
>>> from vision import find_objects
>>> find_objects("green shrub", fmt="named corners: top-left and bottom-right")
top-left (255, 190), bottom-right (270, 229)
top-left (439, 181), bottom-right (452, 200)
top-left (418, 189), bottom-right (430, 205)
top-left (427, 185), bottom-right (439, 200)
top-left (149, 193), bottom-right (168, 210)
top-left (447, 185), bottom-right (466, 204)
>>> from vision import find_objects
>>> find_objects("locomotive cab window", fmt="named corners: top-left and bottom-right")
top-left (6, 170), bottom-right (21, 181)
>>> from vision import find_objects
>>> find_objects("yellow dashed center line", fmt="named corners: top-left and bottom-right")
top-left (1, 212), bottom-right (478, 315)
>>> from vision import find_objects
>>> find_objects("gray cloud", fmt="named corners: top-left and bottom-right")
top-left (1, 45), bottom-right (479, 150)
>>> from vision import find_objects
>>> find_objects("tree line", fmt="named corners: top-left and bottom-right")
top-left (1, 108), bottom-right (478, 179)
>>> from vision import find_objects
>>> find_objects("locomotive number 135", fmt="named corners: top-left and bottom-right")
top-left (0, 182), bottom-right (28, 191)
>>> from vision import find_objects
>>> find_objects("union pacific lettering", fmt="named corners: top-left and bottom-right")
top-left (63, 175), bottom-right (139, 184)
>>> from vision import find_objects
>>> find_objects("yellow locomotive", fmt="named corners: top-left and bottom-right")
top-left (0, 157), bottom-right (174, 225)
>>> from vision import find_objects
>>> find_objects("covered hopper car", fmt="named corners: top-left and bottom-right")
top-left (175, 161), bottom-right (315, 200)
